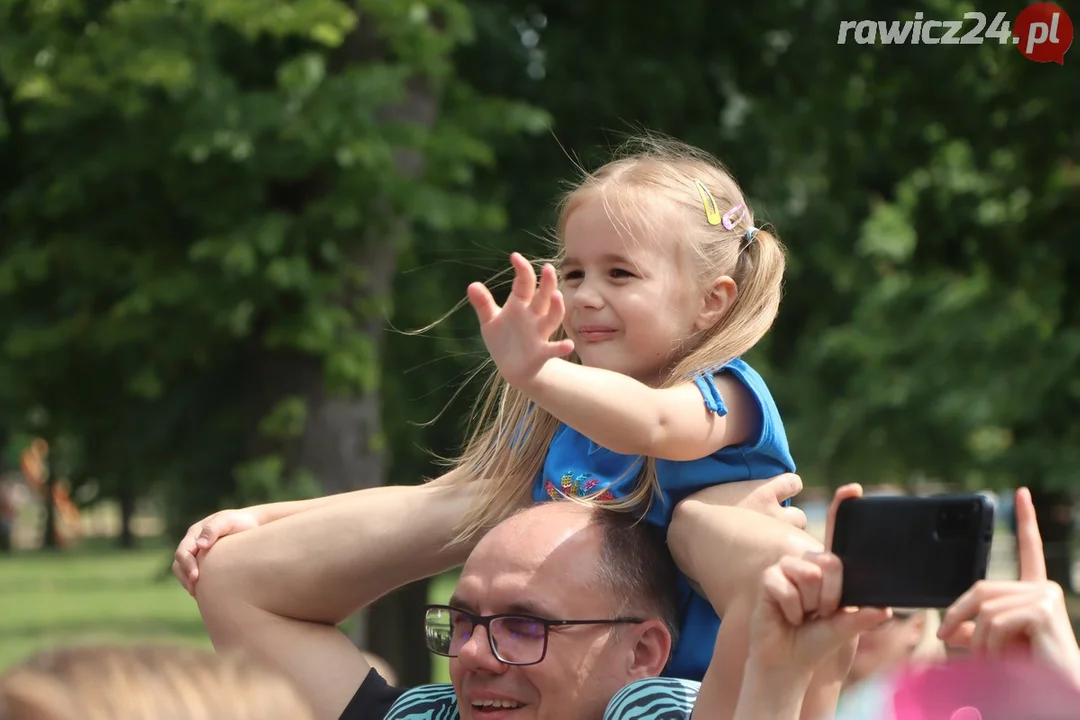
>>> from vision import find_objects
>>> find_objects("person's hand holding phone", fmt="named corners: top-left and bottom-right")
top-left (938, 487), bottom-right (1080, 688)
top-left (739, 484), bottom-right (890, 718)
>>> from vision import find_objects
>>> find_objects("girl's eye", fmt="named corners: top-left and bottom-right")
top-left (562, 269), bottom-right (584, 281)
top-left (610, 268), bottom-right (634, 279)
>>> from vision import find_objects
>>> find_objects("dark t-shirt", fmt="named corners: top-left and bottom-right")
top-left (339, 669), bottom-right (407, 720)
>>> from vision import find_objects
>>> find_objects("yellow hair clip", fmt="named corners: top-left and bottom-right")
top-left (694, 179), bottom-right (723, 226)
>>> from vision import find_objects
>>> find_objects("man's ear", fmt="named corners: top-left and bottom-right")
top-left (626, 620), bottom-right (672, 680)
top-left (694, 275), bottom-right (737, 332)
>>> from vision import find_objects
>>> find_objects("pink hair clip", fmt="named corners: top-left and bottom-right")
top-left (721, 203), bottom-right (746, 230)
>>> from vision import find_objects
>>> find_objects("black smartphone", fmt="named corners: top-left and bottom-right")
top-left (830, 494), bottom-right (995, 608)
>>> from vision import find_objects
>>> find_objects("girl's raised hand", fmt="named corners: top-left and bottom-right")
top-left (467, 253), bottom-right (575, 388)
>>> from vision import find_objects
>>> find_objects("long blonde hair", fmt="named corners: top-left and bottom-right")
top-left (0, 644), bottom-right (315, 720)
top-left (446, 134), bottom-right (786, 541)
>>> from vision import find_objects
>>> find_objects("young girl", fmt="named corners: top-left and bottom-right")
top-left (174, 135), bottom-right (796, 684)
top-left (445, 135), bottom-right (794, 680)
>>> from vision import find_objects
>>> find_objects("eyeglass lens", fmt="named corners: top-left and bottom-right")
top-left (425, 607), bottom-right (548, 664)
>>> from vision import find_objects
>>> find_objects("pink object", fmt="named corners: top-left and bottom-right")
top-left (721, 203), bottom-right (745, 230)
top-left (889, 656), bottom-right (1080, 720)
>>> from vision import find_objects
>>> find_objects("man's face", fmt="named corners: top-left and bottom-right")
top-left (446, 505), bottom-right (666, 720)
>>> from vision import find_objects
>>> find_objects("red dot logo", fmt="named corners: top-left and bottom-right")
top-left (1013, 3), bottom-right (1074, 64)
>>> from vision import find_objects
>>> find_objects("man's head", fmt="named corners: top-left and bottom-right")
top-left (441, 502), bottom-right (678, 720)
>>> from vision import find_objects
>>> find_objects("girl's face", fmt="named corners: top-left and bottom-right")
top-left (558, 199), bottom-right (705, 385)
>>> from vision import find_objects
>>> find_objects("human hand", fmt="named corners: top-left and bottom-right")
top-left (738, 485), bottom-right (889, 720)
top-left (749, 554), bottom-right (890, 675)
top-left (794, 485), bottom-right (884, 697)
top-left (749, 484), bottom-right (888, 670)
top-left (172, 509), bottom-right (261, 596)
top-left (684, 473), bottom-right (808, 530)
top-left (938, 487), bottom-right (1080, 687)
top-left (467, 253), bottom-right (575, 388)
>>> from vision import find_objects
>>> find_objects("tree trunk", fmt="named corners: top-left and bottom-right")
top-left (315, 13), bottom-right (438, 659)
top-left (369, 579), bottom-right (434, 686)
top-left (118, 481), bottom-right (137, 550)
top-left (1029, 486), bottom-right (1074, 593)
top-left (239, 6), bottom-right (440, 667)
top-left (41, 476), bottom-right (59, 550)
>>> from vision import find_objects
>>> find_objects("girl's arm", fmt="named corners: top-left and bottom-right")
top-left (467, 255), bottom-right (755, 461)
top-left (521, 359), bottom-right (755, 460)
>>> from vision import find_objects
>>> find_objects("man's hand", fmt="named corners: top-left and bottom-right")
top-left (679, 472), bottom-right (807, 530)
top-left (173, 509), bottom-right (261, 596)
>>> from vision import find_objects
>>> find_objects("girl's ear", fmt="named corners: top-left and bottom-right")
top-left (694, 275), bottom-right (737, 331)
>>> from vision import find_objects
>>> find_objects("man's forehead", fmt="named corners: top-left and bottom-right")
top-left (490, 501), bottom-right (599, 543)
top-left (450, 568), bottom-right (564, 617)
top-left (451, 504), bottom-right (606, 614)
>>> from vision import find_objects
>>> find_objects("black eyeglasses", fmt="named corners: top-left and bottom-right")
top-left (423, 604), bottom-right (645, 666)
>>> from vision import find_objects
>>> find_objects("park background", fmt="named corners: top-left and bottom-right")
top-left (1, 0), bottom-right (1078, 688)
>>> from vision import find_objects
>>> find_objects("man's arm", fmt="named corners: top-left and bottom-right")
top-left (668, 497), bottom-right (821, 720)
top-left (195, 481), bottom-right (483, 720)
top-left (173, 467), bottom-right (473, 594)
top-left (237, 467), bottom-right (469, 527)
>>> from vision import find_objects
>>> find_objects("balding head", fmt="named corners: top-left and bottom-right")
top-left (477, 500), bottom-right (599, 557)
top-left (444, 501), bottom-right (678, 720)
top-left (455, 502), bottom-right (611, 621)
top-left (472, 502), bottom-right (679, 638)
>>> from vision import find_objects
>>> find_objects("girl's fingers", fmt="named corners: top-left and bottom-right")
top-left (509, 253), bottom-right (537, 302)
top-left (532, 263), bottom-right (558, 317)
top-left (467, 282), bottom-right (500, 324)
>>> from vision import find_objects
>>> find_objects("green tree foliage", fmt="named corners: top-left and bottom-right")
top-left (2, 0), bottom-right (1077, 584)
top-left (0, 0), bottom-right (548, 536)
top-left (450, 1), bottom-right (1078, 582)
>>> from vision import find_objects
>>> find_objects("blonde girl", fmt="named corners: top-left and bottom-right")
top-left (453, 135), bottom-right (794, 679)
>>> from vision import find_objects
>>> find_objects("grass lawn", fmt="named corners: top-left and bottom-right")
top-left (0, 540), bottom-right (461, 684)
top-left (0, 541), bottom-right (210, 671)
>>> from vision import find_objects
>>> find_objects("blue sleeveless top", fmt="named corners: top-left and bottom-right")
top-left (531, 358), bottom-right (795, 681)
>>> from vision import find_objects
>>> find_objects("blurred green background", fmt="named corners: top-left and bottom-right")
top-left (1, 0), bottom-right (1078, 687)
